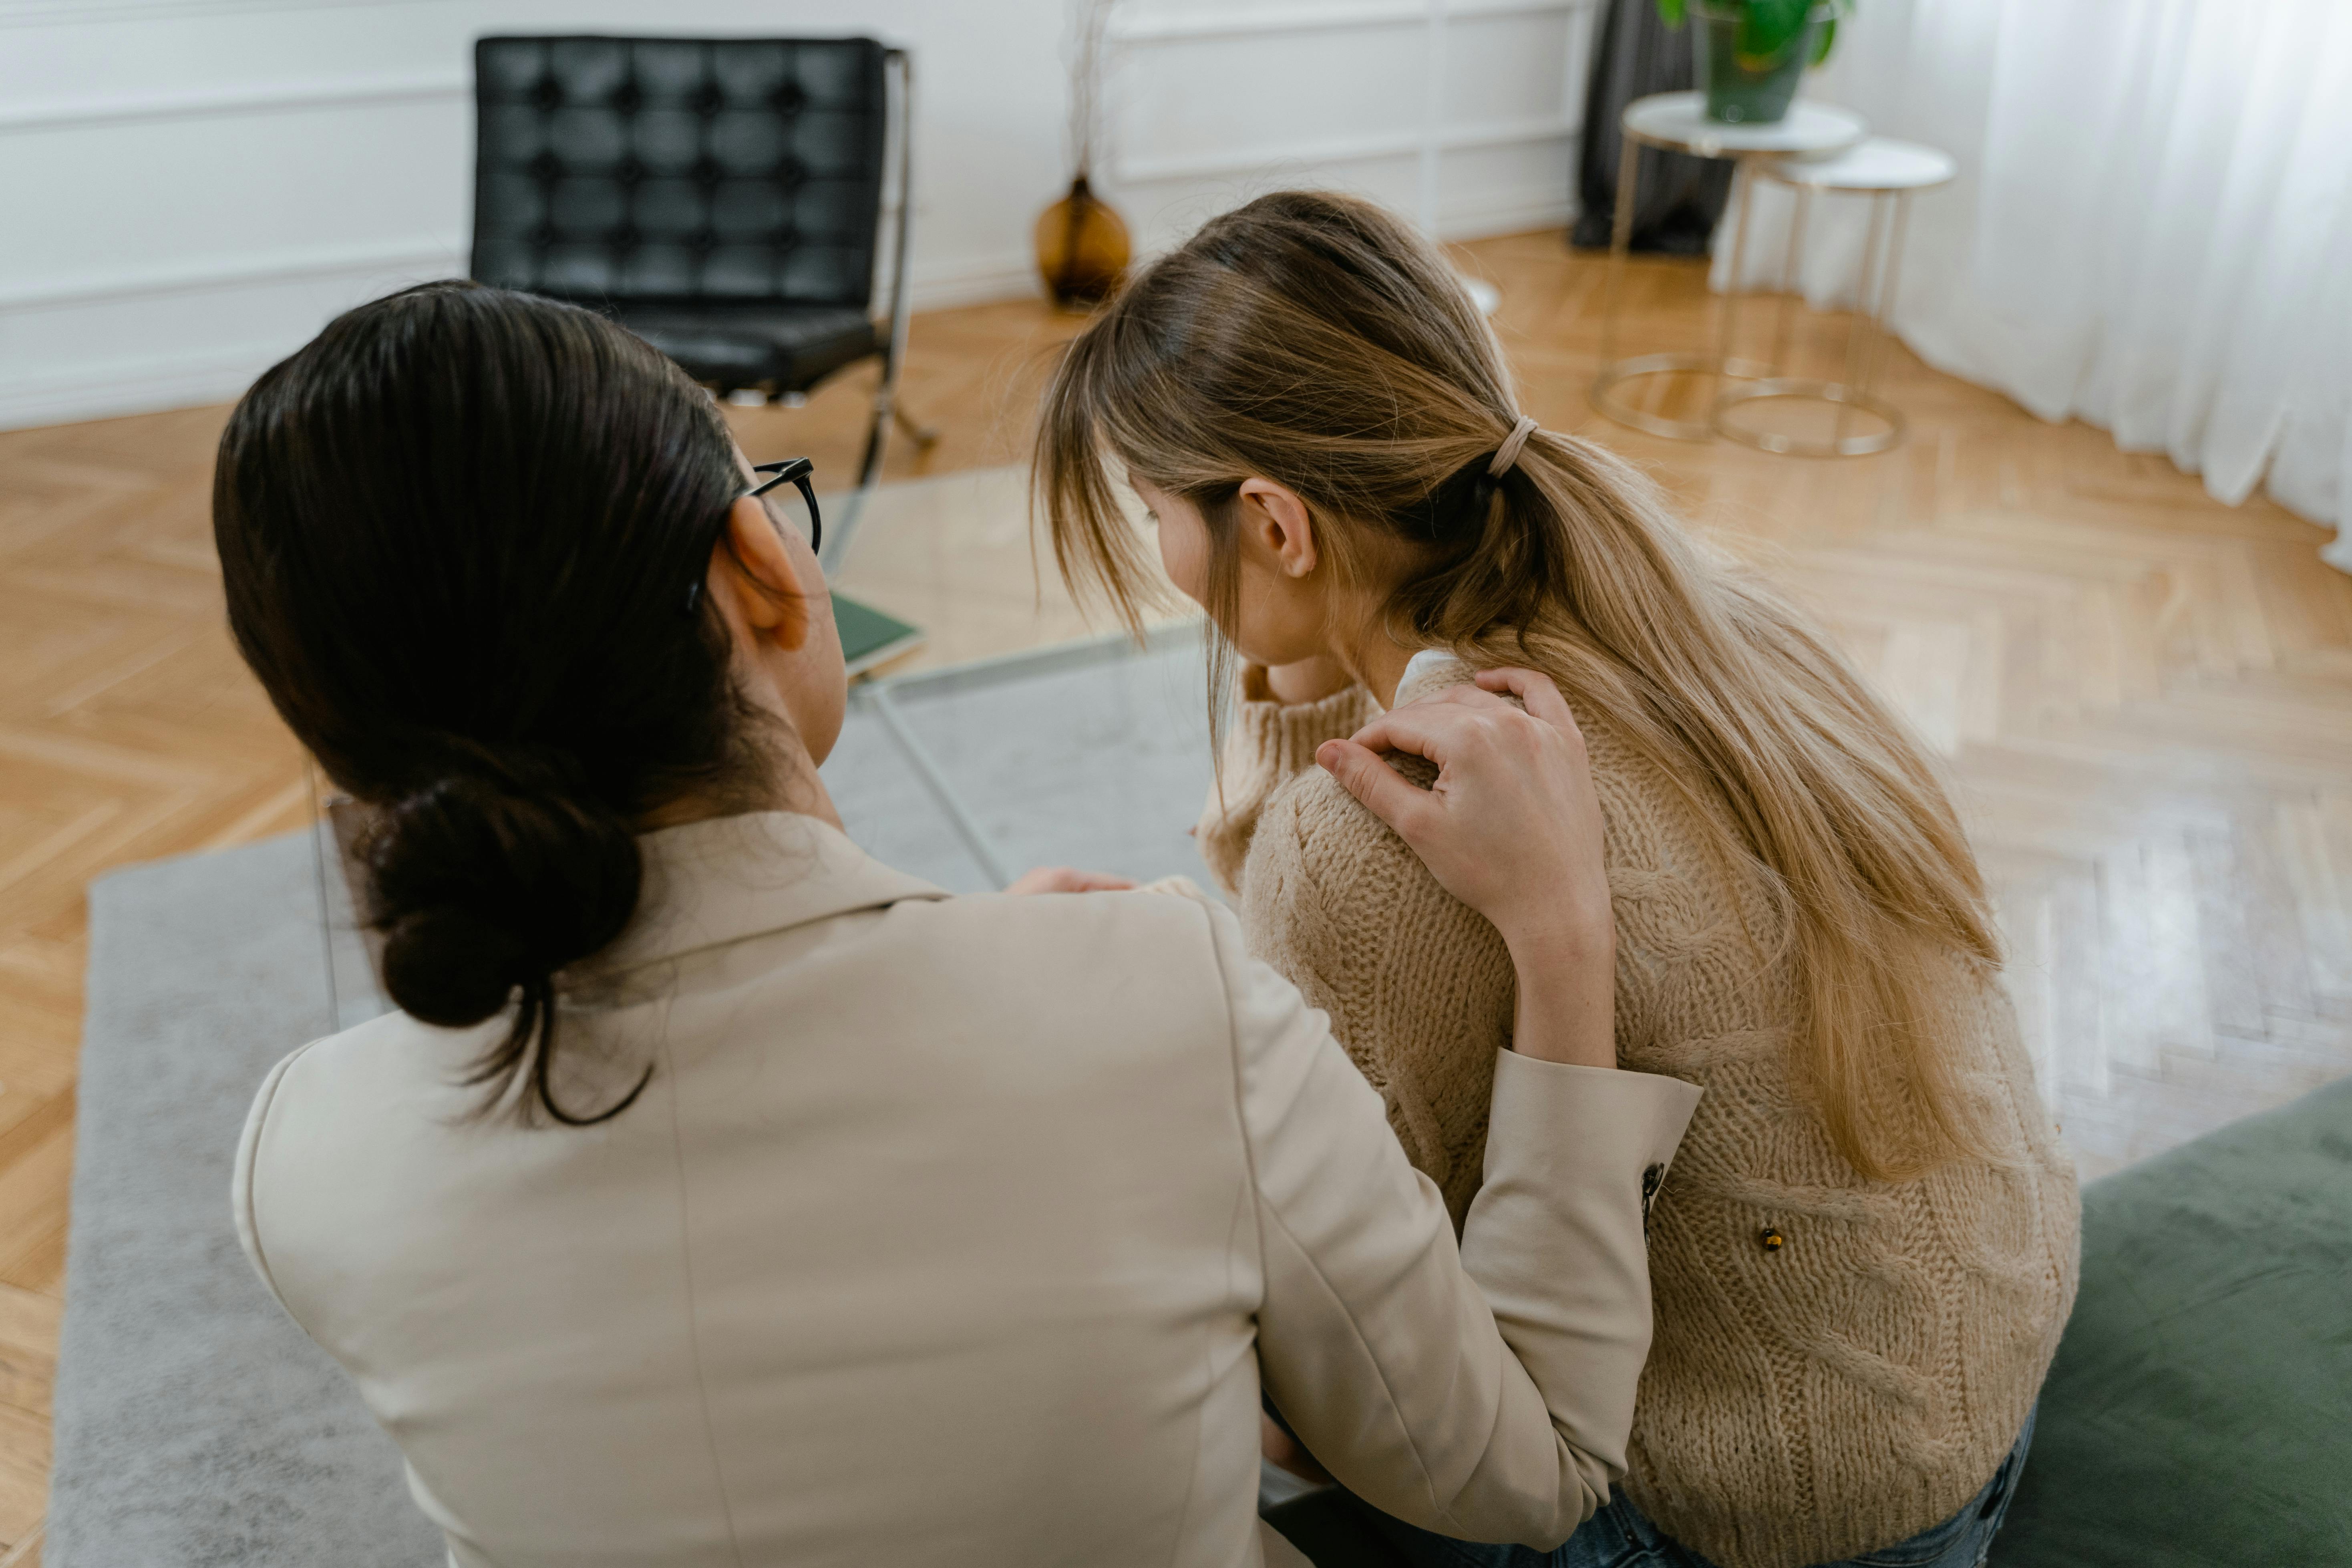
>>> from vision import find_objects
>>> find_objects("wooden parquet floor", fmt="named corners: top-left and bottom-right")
top-left (0, 233), bottom-right (2347, 1558)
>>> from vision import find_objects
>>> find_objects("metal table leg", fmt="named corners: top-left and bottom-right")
top-left (1712, 176), bottom-right (1909, 458)
top-left (1592, 152), bottom-right (1768, 442)
top-left (1768, 182), bottom-right (1813, 377)
top-left (1595, 132), bottom-right (1637, 370)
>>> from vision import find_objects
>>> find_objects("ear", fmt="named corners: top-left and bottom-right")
top-left (710, 495), bottom-right (812, 652)
top-left (1236, 477), bottom-right (1318, 579)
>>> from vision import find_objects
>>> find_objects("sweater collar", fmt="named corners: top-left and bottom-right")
top-left (595, 810), bottom-right (949, 974)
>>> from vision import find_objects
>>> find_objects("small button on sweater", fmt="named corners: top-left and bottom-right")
top-left (1198, 662), bottom-right (2081, 1568)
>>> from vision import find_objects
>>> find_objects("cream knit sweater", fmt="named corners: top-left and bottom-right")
top-left (1199, 662), bottom-right (2080, 1568)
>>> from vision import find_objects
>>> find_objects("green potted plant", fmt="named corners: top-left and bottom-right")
top-left (1657, 0), bottom-right (1851, 125)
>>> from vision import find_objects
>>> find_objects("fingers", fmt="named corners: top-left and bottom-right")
top-left (1005, 866), bottom-right (1137, 895)
top-left (1348, 699), bottom-right (1512, 771)
top-left (1474, 667), bottom-right (1584, 740)
top-left (1359, 670), bottom-right (1581, 777)
top-left (1403, 682), bottom-right (1515, 715)
top-left (1316, 739), bottom-right (1434, 839)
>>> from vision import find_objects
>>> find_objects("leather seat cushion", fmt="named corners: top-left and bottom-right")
top-left (609, 304), bottom-right (878, 394)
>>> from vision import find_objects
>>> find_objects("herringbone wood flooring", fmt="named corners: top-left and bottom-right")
top-left (1457, 228), bottom-right (2352, 1182)
top-left (0, 233), bottom-right (2346, 1560)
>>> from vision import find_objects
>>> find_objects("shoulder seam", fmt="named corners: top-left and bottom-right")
top-left (661, 1039), bottom-right (753, 1568)
top-left (1197, 900), bottom-right (1265, 1274)
top-left (235, 1038), bottom-right (328, 1312)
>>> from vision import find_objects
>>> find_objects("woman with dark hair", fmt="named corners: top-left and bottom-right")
top-left (220, 280), bottom-right (1700, 1568)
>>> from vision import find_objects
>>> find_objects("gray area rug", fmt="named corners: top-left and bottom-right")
top-left (54, 832), bottom-right (447, 1568)
top-left (51, 632), bottom-right (1217, 1566)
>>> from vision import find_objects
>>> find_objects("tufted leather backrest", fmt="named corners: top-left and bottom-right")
top-left (472, 36), bottom-right (889, 310)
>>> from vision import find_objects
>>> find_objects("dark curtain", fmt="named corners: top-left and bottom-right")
top-left (1571, 0), bottom-right (1732, 254)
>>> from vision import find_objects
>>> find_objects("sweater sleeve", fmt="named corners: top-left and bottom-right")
top-left (1241, 767), bottom-right (1521, 1223)
top-left (1194, 670), bottom-right (1378, 898)
top-left (1208, 899), bottom-right (1702, 1548)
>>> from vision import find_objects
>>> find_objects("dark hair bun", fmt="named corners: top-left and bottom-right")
top-left (365, 767), bottom-right (642, 1032)
top-left (378, 904), bottom-right (529, 1029)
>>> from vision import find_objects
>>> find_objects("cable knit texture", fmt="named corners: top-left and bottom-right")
top-left (1199, 664), bottom-right (2081, 1568)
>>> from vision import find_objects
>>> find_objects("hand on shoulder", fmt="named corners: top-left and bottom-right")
top-left (1314, 669), bottom-right (1617, 1068)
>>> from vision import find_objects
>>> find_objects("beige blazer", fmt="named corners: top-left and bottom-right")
top-left (235, 811), bottom-right (1700, 1568)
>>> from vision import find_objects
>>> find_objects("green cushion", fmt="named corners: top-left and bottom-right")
top-left (1992, 1077), bottom-right (2352, 1568)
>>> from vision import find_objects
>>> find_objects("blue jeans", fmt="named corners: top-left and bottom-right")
top-left (1368, 1408), bottom-right (2037, 1568)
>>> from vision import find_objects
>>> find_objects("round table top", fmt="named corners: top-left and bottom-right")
top-left (1762, 136), bottom-right (1959, 191)
top-left (1621, 91), bottom-right (1864, 158)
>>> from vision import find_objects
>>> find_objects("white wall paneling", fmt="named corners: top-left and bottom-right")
top-left (0, 0), bottom-right (1597, 431)
top-left (1106, 0), bottom-right (1597, 258)
top-left (0, 0), bottom-right (1068, 429)
top-left (0, 69), bottom-right (467, 135)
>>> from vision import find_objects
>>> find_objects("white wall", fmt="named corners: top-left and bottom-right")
top-left (1110, 0), bottom-right (1597, 255)
top-left (0, 0), bottom-right (1595, 430)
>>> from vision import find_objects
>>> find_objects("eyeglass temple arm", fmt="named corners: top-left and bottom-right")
top-left (748, 459), bottom-right (822, 539)
top-left (750, 457), bottom-right (813, 490)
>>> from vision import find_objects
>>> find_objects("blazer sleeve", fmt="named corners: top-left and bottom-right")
top-left (1206, 902), bottom-right (1701, 1549)
top-left (1194, 674), bottom-right (1378, 897)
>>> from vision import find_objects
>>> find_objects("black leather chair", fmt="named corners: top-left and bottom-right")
top-left (471, 35), bottom-right (928, 572)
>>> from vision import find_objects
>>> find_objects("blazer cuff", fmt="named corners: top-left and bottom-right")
top-left (1483, 1054), bottom-right (1702, 1191)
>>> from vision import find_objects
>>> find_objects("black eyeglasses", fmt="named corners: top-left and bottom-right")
top-left (684, 457), bottom-right (821, 615)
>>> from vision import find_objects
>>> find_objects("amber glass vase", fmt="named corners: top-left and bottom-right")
top-left (1035, 175), bottom-right (1131, 309)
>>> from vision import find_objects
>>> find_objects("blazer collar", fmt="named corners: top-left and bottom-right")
top-left (596, 811), bottom-right (950, 973)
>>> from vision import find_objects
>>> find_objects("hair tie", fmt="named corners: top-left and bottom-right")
top-left (1487, 415), bottom-right (1540, 479)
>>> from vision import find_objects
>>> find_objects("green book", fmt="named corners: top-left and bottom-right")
top-left (832, 592), bottom-right (925, 678)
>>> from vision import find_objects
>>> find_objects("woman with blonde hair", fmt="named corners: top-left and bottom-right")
top-left (1038, 192), bottom-right (2080, 1568)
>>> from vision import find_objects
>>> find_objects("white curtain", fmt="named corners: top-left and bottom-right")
top-left (1712, 0), bottom-right (2352, 570)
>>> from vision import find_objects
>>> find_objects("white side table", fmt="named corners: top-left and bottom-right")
top-left (1594, 91), bottom-right (1865, 441)
top-left (1712, 137), bottom-right (1959, 457)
